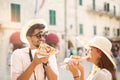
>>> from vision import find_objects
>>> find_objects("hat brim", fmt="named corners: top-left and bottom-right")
top-left (20, 19), bottom-right (48, 44)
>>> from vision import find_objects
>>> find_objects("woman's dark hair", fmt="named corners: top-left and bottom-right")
top-left (26, 24), bottom-right (45, 36)
top-left (97, 52), bottom-right (117, 80)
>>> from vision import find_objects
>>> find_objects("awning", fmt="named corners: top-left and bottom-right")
top-left (10, 31), bottom-right (23, 44)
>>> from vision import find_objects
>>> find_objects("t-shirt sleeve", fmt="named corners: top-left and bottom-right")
top-left (49, 54), bottom-right (59, 77)
top-left (11, 49), bottom-right (24, 80)
top-left (92, 69), bottom-right (112, 80)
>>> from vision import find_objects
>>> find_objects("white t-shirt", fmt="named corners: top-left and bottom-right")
top-left (87, 69), bottom-right (112, 80)
top-left (11, 47), bottom-right (59, 80)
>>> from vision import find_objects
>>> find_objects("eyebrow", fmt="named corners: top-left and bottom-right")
top-left (34, 30), bottom-right (48, 35)
top-left (39, 31), bottom-right (44, 33)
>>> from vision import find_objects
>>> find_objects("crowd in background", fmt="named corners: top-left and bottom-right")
top-left (111, 43), bottom-right (120, 71)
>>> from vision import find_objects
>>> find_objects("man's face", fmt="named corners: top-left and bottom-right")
top-left (30, 29), bottom-right (47, 48)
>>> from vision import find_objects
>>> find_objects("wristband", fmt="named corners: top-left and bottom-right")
top-left (43, 61), bottom-right (49, 66)
top-left (74, 76), bottom-right (79, 78)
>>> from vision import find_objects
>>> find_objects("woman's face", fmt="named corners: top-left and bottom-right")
top-left (86, 46), bottom-right (101, 64)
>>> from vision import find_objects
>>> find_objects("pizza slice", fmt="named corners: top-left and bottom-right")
top-left (70, 55), bottom-right (81, 60)
top-left (38, 42), bottom-right (57, 56)
top-left (70, 55), bottom-right (89, 61)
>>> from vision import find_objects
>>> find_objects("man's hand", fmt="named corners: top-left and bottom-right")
top-left (33, 52), bottom-right (49, 66)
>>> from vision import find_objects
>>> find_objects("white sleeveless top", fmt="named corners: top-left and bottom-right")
top-left (87, 69), bottom-right (112, 80)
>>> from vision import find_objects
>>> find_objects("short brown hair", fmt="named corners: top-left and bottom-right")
top-left (26, 24), bottom-right (45, 36)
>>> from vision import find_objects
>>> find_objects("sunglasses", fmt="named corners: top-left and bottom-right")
top-left (32, 31), bottom-right (48, 39)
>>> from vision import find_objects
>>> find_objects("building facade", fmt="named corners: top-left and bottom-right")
top-left (0, 0), bottom-right (120, 79)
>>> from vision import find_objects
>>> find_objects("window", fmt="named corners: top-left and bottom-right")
top-left (117, 28), bottom-right (120, 36)
top-left (49, 10), bottom-right (56, 25)
top-left (93, 0), bottom-right (95, 10)
top-left (113, 28), bottom-right (116, 36)
top-left (104, 27), bottom-right (110, 36)
top-left (93, 26), bottom-right (97, 35)
top-left (79, 24), bottom-right (83, 34)
top-left (113, 6), bottom-right (116, 16)
top-left (11, 3), bottom-right (20, 22)
top-left (104, 3), bottom-right (110, 12)
top-left (79, 0), bottom-right (82, 6)
top-left (104, 3), bottom-right (106, 11)
top-left (106, 3), bottom-right (110, 12)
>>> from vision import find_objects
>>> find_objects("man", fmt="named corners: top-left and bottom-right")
top-left (11, 19), bottom-right (59, 80)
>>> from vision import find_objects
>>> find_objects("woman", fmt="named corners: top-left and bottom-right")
top-left (67, 36), bottom-right (117, 80)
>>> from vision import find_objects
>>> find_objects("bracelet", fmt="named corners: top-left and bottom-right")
top-left (74, 76), bottom-right (79, 78)
top-left (43, 61), bottom-right (49, 66)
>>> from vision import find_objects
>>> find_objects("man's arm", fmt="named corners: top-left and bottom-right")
top-left (43, 54), bottom-right (59, 80)
top-left (44, 64), bottom-right (58, 80)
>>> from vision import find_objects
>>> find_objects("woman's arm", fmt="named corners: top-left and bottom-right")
top-left (78, 63), bottom-right (84, 80)
top-left (67, 61), bottom-right (84, 80)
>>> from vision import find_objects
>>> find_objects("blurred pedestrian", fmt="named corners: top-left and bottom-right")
top-left (77, 48), bottom-right (83, 56)
top-left (111, 44), bottom-right (119, 58)
top-left (67, 36), bottom-right (117, 80)
top-left (11, 19), bottom-right (59, 80)
top-left (45, 33), bottom-right (60, 60)
top-left (116, 48), bottom-right (120, 71)
top-left (7, 31), bottom-right (25, 67)
top-left (66, 40), bottom-right (76, 57)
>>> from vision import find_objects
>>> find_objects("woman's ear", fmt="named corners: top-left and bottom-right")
top-left (97, 48), bottom-right (102, 53)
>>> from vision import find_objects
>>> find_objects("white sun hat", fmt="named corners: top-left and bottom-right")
top-left (76, 36), bottom-right (116, 68)
top-left (86, 36), bottom-right (116, 68)
top-left (20, 19), bottom-right (48, 44)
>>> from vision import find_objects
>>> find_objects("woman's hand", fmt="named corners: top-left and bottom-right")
top-left (77, 62), bottom-right (84, 73)
top-left (67, 59), bottom-right (85, 80)
top-left (67, 60), bottom-right (79, 77)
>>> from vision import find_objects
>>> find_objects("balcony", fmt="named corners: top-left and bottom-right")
top-left (87, 6), bottom-right (120, 20)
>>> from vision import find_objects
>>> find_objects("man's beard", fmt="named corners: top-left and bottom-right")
top-left (35, 41), bottom-right (41, 48)
top-left (35, 40), bottom-right (44, 48)
top-left (35, 44), bottom-right (39, 48)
